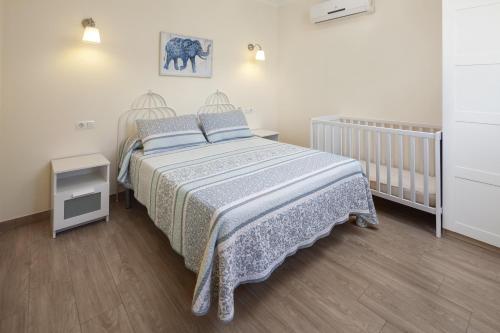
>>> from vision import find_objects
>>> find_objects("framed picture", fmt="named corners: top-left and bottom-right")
top-left (159, 32), bottom-right (213, 78)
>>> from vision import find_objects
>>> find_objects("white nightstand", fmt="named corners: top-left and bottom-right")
top-left (252, 129), bottom-right (279, 141)
top-left (51, 153), bottom-right (110, 238)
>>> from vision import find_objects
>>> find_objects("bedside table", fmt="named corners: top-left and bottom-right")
top-left (252, 129), bottom-right (279, 141)
top-left (51, 153), bottom-right (110, 238)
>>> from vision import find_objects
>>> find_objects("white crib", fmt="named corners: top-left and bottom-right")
top-left (311, 116), bottom-right (443, 237)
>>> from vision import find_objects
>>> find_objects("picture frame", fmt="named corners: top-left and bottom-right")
top-left (159, 32), bottom-right (213, 78)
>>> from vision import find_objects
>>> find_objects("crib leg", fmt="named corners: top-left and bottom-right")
top-left (435, 212), bottom-right (442, 238)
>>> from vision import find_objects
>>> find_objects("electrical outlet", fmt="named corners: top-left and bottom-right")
top-left (76, 120), bottom-right (96, 130)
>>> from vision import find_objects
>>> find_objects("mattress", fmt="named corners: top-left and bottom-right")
top-left (363, 161), bottom-right (436, 207)
top-left (123, 137), bottom-right (378, 321)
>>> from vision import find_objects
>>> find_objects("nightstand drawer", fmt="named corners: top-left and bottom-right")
top-left (53, 182), bottom-right (109, 232)
top-left (64, 192), bottom-right (101, 219)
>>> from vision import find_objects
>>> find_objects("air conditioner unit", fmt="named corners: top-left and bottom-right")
top-left (310, 0), bottom-right (373, 24)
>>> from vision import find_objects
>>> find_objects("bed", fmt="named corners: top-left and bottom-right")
top-left (117, 91), bottom-right (378, 321)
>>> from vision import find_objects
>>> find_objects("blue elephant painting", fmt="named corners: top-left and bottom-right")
top-left (160, 33), bottom-right (213, 77)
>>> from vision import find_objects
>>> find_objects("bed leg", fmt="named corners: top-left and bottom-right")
top-left (125, 189), bottom-right (132, 209)
top-left (355, 216), bottom-right (369, 228)
top-left (435, 212), bottom-right (442, 238)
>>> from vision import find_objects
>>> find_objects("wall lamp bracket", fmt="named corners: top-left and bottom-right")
top-left (81, 18), bottom-right (96, 28)
top-left (247, 43), bottom-right (262, 51)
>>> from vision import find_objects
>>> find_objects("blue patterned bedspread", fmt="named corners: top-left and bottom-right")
top-left (122, 137), bottom-right (378, 321)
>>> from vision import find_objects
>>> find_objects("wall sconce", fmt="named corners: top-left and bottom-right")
top-left (248, 43), bottom-right (265, 61)
top-left (81, 18), bottom-right (101, 43)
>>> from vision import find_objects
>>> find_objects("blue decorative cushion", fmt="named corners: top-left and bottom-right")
top-left (198, 110), bottom-right (253, 143)
top-left (136, 115), bottom-right (207, 155)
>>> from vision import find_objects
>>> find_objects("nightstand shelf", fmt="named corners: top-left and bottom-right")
top-left (51, 154), bottom-right (110, 238)
top-left (56, 169), bottom-right (107, 194)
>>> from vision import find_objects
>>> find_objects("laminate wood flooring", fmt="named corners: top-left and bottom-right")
top-left (1, 198), bottom-right (499, 333)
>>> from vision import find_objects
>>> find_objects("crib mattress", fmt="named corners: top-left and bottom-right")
top-left (362, 161), bottom-right (436, 207)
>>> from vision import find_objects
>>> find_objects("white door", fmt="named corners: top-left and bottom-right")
top-left (443, 0), bottom-right (500, 246)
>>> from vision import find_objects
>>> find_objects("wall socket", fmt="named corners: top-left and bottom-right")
top-left (76, 120), bottom-right (96, 130)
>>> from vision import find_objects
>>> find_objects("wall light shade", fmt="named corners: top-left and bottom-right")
top-left (82, 26), bottom-right (101, 43)
top-left (81, 18), bottom-right (101, 43)
top-left (255, 50), bottom-right (266, 61)
top-left (248, 43), bottom-right (266, 62)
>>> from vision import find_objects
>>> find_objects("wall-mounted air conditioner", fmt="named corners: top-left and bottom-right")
top-left (310, 0), bottom-right (373, 24)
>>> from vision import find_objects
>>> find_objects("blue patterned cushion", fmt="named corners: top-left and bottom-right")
top-left (198, 110), bottom-right (253, 143)
top-left (136, 115), bottom-right (207, 155)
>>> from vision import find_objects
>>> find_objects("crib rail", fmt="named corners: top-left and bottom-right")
top-left (311, 115), bottom-right (442, 237)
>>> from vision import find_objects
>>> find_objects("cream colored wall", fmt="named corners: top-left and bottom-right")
top-left (276, 0), bottom-right (442, 146)
top-left (0, 0), bottom-right (442, 222)
top-left (0, 0), bottom-right (278, 222)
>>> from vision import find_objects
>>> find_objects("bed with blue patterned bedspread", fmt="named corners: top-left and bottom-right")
top-left (119, 136), bottom-right (378, 321)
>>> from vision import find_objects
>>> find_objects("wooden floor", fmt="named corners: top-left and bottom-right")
top-left (1, 199), bottom-right (500, 333)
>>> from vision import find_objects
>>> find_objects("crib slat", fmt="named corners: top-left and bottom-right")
top-left (315, 123), bottom-right (320, 150)
top-left (318, 124), bottom-right (326, 151)
top-left (324, 124), bottom-right (329, 152)
top-left (314, 122), bottom-right (318, 149)
top-left (348, 127), bottom-right (352, 157)
top-left (410, 136), bottom-right (416, 202)
top-left (340, 126), bottom-right (343, 155)
top-left (357, 128), bottom-right (361, 160)
top-left (376, 131), bottom-right (381, 192)
top-left (398, 135), bottom-right (404, 198)
top-left (320, 123), bottom-right (323, 150)
top-left (386, 133), bottom-right (392, 196)
top-left (330, 126), bottom-right (335, 154)
top-left (423, 137), bottom-right (430, 206)
top-left (310, 122), bottom-right (315, 148)
top-left (366, 131), bottom-right (371, 181)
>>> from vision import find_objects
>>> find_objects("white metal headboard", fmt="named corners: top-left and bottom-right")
top-left (116, 90), bottom-right (177, 154)
top-left (197, 90), bottom-right (239, 114)
top-left (115, 91), bottom-right (176, 187)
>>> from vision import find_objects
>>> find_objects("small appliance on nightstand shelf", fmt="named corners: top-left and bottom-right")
top-left (252, 129), bottom-right (279, 141)
top-left (51, 153), bottom-right (110, 238)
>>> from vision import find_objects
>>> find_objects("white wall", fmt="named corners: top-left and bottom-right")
top-left (0, 0), bottom-right (279, 222)
top-left (276, 0), bottom-right (442, 146)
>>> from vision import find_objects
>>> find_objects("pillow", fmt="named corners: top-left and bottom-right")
top-left (198, 110), bottom-right (253, 143)
top-left (136, 115), bottom-right (207, 155)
